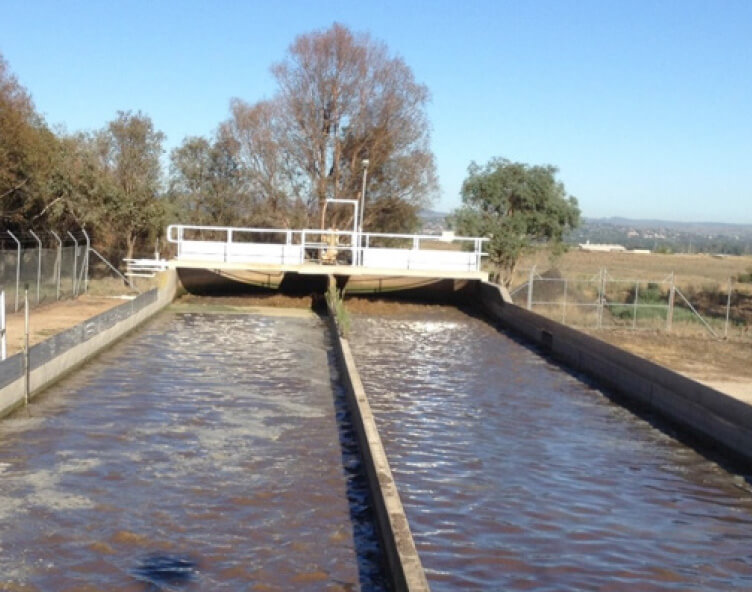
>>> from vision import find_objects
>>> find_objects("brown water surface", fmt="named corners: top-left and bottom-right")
top-left (0, 311), bottom-right (386, 590)
top-left (349, 308), bottom-right (751, 591)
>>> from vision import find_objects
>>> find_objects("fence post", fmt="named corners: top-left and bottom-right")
top-left (67, 232), bottom-right (78, 297)
top-left (50, 231), bottom-right (62, 301)
top-left (527, 266), bottom-right (536, 311)
top-left (81, 228), bottom-right (90, 294)
top-left (666, 272), bottom-right (675, 332)
top-left (562, 278), bottom-right (568, 324)
top-left (597, 267), bottom-right (605, 329)
top-left (0, 290), bottom-right (5, 360)
top-left (29, 230), bottom-right (42, 304)
top-left (7, 231), bottom-right (21, 312)
top-left (24, 284), bottom-right (29, 407)
top-left (632, 281), bottom-right (639, 330)
top-left (724, 277), bottom-right (732, 339)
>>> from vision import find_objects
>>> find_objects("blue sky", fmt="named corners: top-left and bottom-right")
top-left (0, 0), bottom-right (750, 223)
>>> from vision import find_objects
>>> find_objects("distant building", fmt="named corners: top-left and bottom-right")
top-left (579, 241), bottom-right (626, 252)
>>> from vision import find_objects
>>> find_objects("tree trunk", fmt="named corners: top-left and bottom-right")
top-left (125, 233), bottom-right (135, 260)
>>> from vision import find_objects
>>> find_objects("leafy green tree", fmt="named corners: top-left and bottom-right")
top-left (98, 111), bottom-right (165, 258)
top-left (168, 134), bottom-right (245, 225)
top-left (451, 157), bottom-right (580, 286)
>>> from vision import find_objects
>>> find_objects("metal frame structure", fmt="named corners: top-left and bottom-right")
top-left (165, 224), bottom-right (488, 273)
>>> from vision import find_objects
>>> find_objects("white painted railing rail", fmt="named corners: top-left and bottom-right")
top-left (166, 224), bottom-right (488, 272)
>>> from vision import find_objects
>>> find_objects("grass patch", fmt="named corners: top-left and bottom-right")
top-left (326, 283), bottom-right (351, 337)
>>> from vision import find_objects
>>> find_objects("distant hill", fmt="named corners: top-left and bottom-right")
top-left (569, 218), bottom-right (751, 255)
top-left (589, 217), bottom-right (751, 237)
top-left (418, 212), bottom-right (752, 255)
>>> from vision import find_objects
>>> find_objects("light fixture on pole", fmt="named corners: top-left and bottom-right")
top-left (359, 159), bottom-right (369, 235)
top-left (358, 159), bottom-right (369, 265)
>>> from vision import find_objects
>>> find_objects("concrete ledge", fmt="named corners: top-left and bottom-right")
top-left (474, 281), bottom-right (751, 467)
top-left (0, 269), bottom-right (177, 418)
top-left (325, 296), bottom-right (429, 591)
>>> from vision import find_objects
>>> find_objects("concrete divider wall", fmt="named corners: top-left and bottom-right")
top-left (325, 304), bottom-right (430, 592)
top-left (475, 281), bottom-right (751, 466)
top-left (0, 269), bottom-right (178, 419)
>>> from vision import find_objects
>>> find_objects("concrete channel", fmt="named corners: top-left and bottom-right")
top-left (473, 281), bottom-right (751, 467)
top-left (0, 268), bottom-right (748, 589)
top-left (347, 305), bottom-right (750, 590)
top-left (0, 292), bottom-right (396, 588)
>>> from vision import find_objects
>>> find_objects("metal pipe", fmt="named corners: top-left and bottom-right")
top-left (7, 231), bottom-right (21, 312)
top-left (90, 248), bottom-right (138, 292)
top-left (29, 230), bottom-right (42, 304)
top-left (325, 199), bottom-right (359, 266)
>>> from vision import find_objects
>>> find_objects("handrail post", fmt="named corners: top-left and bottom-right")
top-left (50, 231), bottom-right (62, 301)
top-left (7, 230), bottom-right (21, 312)
top-left (29, 230), bottom-right (42, 304)
top-left (67, 232), bottom-right (78, 297)
top-left (353, 200), bottom-right (359, 266)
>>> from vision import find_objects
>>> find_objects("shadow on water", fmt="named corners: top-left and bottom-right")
top-left (131, 553), bottom-right (199, 591)
top-left (458, 303), bottom-right (752, 481)
top-left (327, 347), bottom-right (391, 592)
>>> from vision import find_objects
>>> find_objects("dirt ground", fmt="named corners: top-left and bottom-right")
top-left (579, 329), bottom-right (751, 403)
top-left (4, 293), bottom-right (750, 404)
top-left (514, 250), bottom-right (752, 289)
top-left (3, 295), bottom-right (127, 356)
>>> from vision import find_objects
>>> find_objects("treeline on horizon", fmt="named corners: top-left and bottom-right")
top-left (0, 24), bottom-right (437, 259)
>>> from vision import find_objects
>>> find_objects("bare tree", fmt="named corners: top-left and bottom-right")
top-left (224, 99), bottom-right (308, 227)
top-left (270, 23), bottom-right (438, 230)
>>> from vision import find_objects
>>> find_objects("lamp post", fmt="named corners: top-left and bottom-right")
top-left (358, 159), bottom-right (369, 264)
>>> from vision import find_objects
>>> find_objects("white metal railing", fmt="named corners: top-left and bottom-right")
top-left (124, 258), bottom-right (169, 278)
top-left (166, 224), bottom-right (488, 272)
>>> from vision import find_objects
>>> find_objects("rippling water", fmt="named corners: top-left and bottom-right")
top-left (0, 311), bottom-right (387, 590)
top-left (349, 308), bottom-right (751, 591)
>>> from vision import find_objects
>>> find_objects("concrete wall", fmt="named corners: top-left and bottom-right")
top-left (474, 281), bottom-right (751, 466)
top-left (325, 300), bottom-right (429, 592)
top-left (0, 269), bottom-right (178, 418)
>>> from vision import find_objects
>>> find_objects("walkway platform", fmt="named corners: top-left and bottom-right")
top-left (160, 224), bottom-right (489, 296)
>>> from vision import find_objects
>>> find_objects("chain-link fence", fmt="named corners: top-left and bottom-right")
top-left (0, 288), bottom-right (159, 389)
top-left (0, 231), bottom-right (92, 314)
top-left (510, 267), bottom-right (751, 338)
